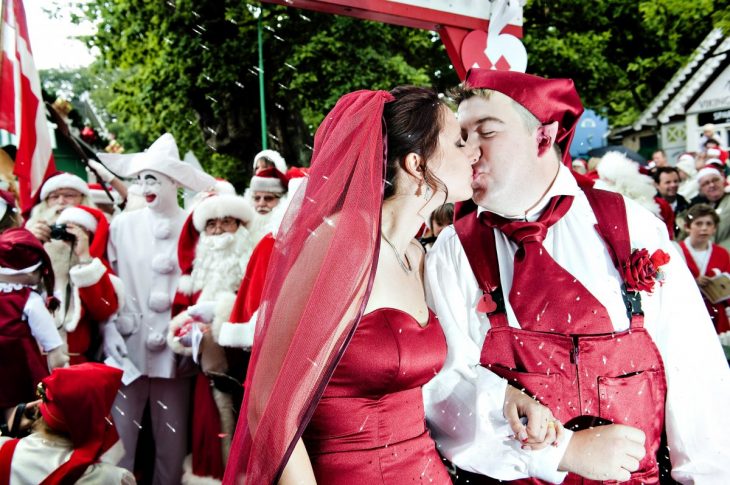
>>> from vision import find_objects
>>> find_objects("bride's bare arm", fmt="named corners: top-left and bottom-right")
top-left (278, 438), bottom-right (317, 485)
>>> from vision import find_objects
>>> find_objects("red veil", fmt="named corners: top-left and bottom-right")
top-left (223, 90), bottom-right (394, 484)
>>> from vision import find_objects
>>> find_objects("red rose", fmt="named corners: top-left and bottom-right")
top-left (623, 248), bottom-right (670, 293)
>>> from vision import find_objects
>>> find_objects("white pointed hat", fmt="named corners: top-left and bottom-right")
top-left (98, 133), bottom-right (216, 192)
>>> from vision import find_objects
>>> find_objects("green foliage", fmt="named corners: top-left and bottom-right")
top-left (68, 0), bottom-right (453, 188)
top-left (523, 0), bottom-right (722, 126)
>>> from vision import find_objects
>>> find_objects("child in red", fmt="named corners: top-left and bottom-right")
top-left (677, 204), bottom-right (730, 333)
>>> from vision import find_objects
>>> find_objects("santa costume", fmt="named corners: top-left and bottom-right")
top-left (676, 239), bottom-right (730, 334)
top-left (0, 228), bottom-right (67, 412)
top-left (167, 193), bottom-right (254, 484)
top-left (0, 363), bottom-right (134, 484)
top-left (218, 170), bottom-right (307, 351)
top-left (244, 167), bottom-right (291, 247)
top-left (423, 69), bottom-right (730, 483)
top-left (53, 205), bottom-right (123, 364)
top-left (101, 133), bottom-right (216, 484)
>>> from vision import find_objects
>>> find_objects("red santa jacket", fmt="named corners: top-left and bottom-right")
top-left (64, 258), bottom-right (121, 364)
top-left (217, 233), bottom-right (276, 349)
top-left (678, 240), bottom-right (730, 333)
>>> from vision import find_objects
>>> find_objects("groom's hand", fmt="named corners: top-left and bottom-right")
top-left (503, 385), bottom-right (563, 450)
top-left (558, 424), bottom-right (646, 481)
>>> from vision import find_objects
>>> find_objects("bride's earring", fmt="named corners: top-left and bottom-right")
top-left (415, 179), bottom-right (423, 197)
top-left (423, 184), bottom-right (432, 200)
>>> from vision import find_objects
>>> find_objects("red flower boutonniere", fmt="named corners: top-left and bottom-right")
top-left (623, 248), bottom-right (671, 293)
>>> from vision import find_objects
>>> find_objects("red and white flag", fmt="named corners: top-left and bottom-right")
top-left (0, 0), bottom-right (55, 213)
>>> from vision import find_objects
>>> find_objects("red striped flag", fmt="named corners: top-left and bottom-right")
top-left (0, 0), bottom-right (55, 213)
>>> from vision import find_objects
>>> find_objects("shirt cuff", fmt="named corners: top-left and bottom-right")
top-left (525, 428), bottom-right (572, 484)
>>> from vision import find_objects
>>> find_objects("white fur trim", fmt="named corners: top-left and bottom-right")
top-left (597, 152), bottom-right (659, 215)
top-left (168, 311), bottom-right (194, 356)
top-left (214, 180), bottom-right (236, 195)
top-left (109, 274), bottom-right (125, 312)
top-left (211, 292), bottom-right (237, 342)
top-left (249, 175), bottom-right (285, 194)
top-left (40, 172), bottom-right (90, 200)
top-left (178, 275), bottom-right (194, 296)
top-left (698, 167), bottom-right (722, 181)
top-left (182, 454), bottom-right (222, 485)
top-left (69, 257), bottom-right (106, 288)
top-left (676, 156), bottom-right (696, 176)
top-left (192, 194), bottom-right (255, 232)
top-left (56, 207), bottom-right (98, 233)
top-left (218, 315), bottom-right (256, 349)
top-left (253, 149), bottom-right (286, 173)
top-left (64, 281), bottom-right (84, 334)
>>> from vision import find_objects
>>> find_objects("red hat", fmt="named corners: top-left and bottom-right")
top-left (177, 194), bottom-right (254, 293)
top-left (464, 69), bottom-right (584, 166)
top-left (40, 172), bottom-right (90, 201)
top-left (249, 167), bottom-right (289, 194)
top-left (55, 205), bottom-right (111, 268)
top-left (0, 228), bottom-right (54, 286)
top-left (38, 363), bottom-right (123, 485)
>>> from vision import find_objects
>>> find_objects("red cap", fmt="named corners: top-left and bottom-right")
top-left (38, 363), bottom-right (123, 485)
top-left (464, 69), bottom-right (584, 166)
top-left (0, 228), bottom-right (54, 287)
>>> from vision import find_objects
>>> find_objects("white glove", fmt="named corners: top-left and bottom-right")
top-left (103, 321), bottom-right (128, 363)
top-left (188, 301), bottom-right (217, 324)
top-left (47, 345), bottom-right (70, 370)
top-left (88, 159), bottom-right (115, 183)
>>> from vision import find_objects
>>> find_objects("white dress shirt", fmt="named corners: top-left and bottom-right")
top-left (424, 165), bottom-right (730, 484)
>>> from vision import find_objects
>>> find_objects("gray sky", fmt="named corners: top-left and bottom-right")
top-left (25, 0), bottom-right (95, 70)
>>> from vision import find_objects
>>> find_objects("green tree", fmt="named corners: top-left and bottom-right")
top-left (523, 0), bottom-right (723, 126)
top-left (71, 0), bottom-right (454, 187)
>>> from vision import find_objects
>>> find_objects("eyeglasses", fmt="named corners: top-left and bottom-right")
top-left (47, 191), bottom-right (83, 202)
top-left (205, 217), bottom-right (240, 231)
top-left (253, 194), bottom-right (280, 203)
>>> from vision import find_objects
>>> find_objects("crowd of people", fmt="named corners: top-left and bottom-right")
top-left (0, 69), bottom-right (729, 485)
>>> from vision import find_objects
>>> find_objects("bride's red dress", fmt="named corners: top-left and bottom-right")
top-left (303, 307), bottom-right (452, 484)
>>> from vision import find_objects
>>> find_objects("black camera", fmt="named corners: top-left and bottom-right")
top-left (49, 223), bottom-right (76, 242)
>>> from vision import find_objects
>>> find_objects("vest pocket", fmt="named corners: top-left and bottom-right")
top-left (598, 369), bottom-right (665, 474)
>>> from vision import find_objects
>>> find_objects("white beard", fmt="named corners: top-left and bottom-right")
top-left (246, 193), bottom-right (290, 245)
top-left (191, 226), bottom-right (252, 301)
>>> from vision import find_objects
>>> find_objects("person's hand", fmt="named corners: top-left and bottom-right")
top-left (27, 219), bottom-right (51, 243)
top-left (88, 159), bottom-right (116, 183)
top-left (103, 321), bottom-right (128, 363)
top-left (65, 223), bottom-right (91, 260)
top-left (188, 301), bottom-right (217, 324)
top-left (558, 424), bottom-right (646, 481)
top-left (696, 276), bottom-right (712, 287)
top-left (47, 345), bottom-right (70, 370)
top-left (503, 384), bottom-right (563, 450)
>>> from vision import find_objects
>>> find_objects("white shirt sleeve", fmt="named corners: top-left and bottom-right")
top-left (423, 226), bottom-right (571, 484)
top-left (625, 199), bottom-right (730, 484)
top-left (24, 291), bottom-right (63, 352)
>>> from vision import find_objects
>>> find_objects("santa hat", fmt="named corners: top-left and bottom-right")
top-left (253, 149), bottom-right (287, 173)
top-left (0, 227), bottom-right (54, 286)
top-left (705, 158), bottom-right (724, 170)
top-left (707, 148), bottom-right (722, 158)
top-left (0, 188), bottom-right (16, 220)
top-left (88, 183), bottom-right (120, 206)
top-left (38, 363), bottom-right (124, 485)
top-left (250, 167), bottom-right (288, 194)
top-left (464, 69), bottom-right (583, 166)
top-left (214, 178), bottom-right (236, 195)
top-left (40, 172), bottom-right (90, 201)
top-left (177, 194), bottom-right (254, 293)
top-left (676, 154), bottom-right (696, 176)
top-left (97, 133), bottom-right (216, 191)
top-left (697, 166), bottom-right (724, 181)
top-left (56, 205), bottom-right (111, 265)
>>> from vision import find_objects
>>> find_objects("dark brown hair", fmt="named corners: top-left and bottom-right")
top-left (383, 86), bottom-right (447, 200)
top-left (430, 202), bottom-right (454, 228)
top-left (652, 166), bottom-right (679, 184)
top-left (686, 203), bottom-right (720, 226)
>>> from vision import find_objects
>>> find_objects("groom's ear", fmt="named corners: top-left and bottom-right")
top-left (535, 121), bottom-right (559, 158)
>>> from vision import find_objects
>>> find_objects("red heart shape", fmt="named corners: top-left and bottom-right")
top-left (476, 293), bottom-right (498, 314)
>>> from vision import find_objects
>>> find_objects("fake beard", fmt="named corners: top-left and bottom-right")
top-left (191, 226), bottom-right (252, 301)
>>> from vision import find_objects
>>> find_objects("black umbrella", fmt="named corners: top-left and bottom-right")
top-left (586, 145), bottom-right (647, 166)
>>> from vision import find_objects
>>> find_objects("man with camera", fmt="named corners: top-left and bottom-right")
top-left (25, 172), bottom-right (122, 364)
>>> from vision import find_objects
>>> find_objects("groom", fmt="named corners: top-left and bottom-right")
top-left (424, 69), bottom-right (730, 483)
